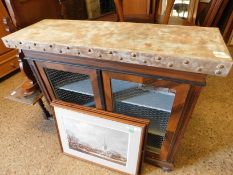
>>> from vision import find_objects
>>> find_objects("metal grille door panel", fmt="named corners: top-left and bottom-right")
top-left (44, 68), bottom-right (95, 107)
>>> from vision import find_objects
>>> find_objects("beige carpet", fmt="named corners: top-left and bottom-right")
top-left (0, 70), bottom-right (233, 175)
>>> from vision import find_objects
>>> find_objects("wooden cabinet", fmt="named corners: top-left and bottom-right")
top-left (25, 50), bottom-right (205, 170)
top-left (0, 0), bottom-right (18, 78)
top-left (3, 20), bottom-right (231, 172)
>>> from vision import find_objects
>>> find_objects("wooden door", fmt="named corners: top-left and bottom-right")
top-left (102, 71), bottom-right (191, 162)
top-left (34, 61), bottom-right (105, 110)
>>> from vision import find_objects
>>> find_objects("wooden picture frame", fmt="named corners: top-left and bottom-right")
top-left (52, 102), bottom-right (149, 175)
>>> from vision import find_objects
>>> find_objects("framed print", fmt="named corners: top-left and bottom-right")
top-left (53, 104), bottom-right (149, 175)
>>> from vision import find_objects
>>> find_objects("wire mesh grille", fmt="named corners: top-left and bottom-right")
top-left (44, 68), bottom-right (89, 87)
top-left (113, 85), bottom-right (173, 151)
top-left (114, 100), bottom-right (170, 151)
top-left (44, 68), bottom-right (95, 106)
top-left (113, 87), bottom-right (146, 100)
top-left (114, 101), bottom-right (170, 133)
top-left (55, 88), bottom-right (94, 105)
top-left (147, 133), bottom-right (164, 149)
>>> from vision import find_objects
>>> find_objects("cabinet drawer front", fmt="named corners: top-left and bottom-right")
top-left (0, 53), bottom-right (19, 78)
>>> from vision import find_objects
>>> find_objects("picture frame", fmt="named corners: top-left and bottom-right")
top-left (53, 102), bottom-right (149, 175)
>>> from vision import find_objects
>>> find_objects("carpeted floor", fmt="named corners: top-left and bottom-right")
top-left (0, 69), bottom-right (233, 175)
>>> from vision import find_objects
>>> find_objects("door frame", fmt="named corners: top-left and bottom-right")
top-left (34, 61), bottom-right (105, 110)
top-left (102, 70), bottom-right (191, 161)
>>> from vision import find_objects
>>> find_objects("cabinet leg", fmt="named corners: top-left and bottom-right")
top-left (18, 50), bottom-right (38, 96)
top-left (38, 98), bottom-right (52, 120)
top-left (18, 50), bottom-right (52, 120)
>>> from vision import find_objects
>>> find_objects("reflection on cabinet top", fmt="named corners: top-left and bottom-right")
top-left (2, 19), bottom-right (233, 76)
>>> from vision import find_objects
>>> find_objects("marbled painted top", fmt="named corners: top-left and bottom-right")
top-left (2, 19), bottom-right (232, 76)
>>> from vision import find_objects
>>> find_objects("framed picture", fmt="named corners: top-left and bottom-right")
top-left (53, 103), bottom-right (149, 175)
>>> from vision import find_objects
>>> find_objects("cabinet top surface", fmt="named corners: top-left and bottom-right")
top-left (2, 19), bottom-right (233, 76)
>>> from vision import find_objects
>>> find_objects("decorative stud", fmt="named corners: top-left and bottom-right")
top-left (157, 57), bottom-right (162, 60)
top-left (67, 46), bottom-right (70, 50)
top-left (197, 67), bottom-right (202, 72)
top-left (131, 53), bottom-right (136, 57)
top-left (217, 64), bottom-right (224, 69)
top-left (78, 51), bottom-right (81, 55)
top-left (5, 40), bottom-right (8, 43)
top-left (143, 60), bottom-right (147, 64)
top-left (28, 46), bottom-right (31, 49)
top-left (99, 54), bottom-right (102, 58)
top-left (88, 49), bottom-right (92, 53)
top-left (19, 42), bottom-right (22, 44)
top-left (49, 45), bottom-right (53, 48)
top-left (184, 60), bottom-right (189, 64)
top-left (59, 50), bottom-right (62, 53)
top-left (215, 70), bottom-right (222, 75)
top-left (43, 48), bottom-right (46, 51)
top-left (168, 63), bottom-right (173, 67)
top-left (120, 57), bottom-right (123, 60)
top-left (34, 43), bottom-right (36, 46)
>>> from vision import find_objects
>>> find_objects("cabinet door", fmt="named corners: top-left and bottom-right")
top-left (35, 61), bottom-right (104, 110)
top-left (102, 71), bottom-right (190, 161)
